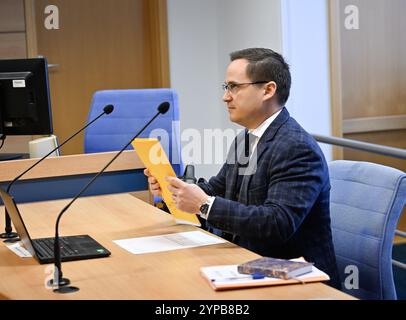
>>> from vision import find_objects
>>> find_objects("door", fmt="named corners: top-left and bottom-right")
top-left (30, 0), bottom-right (169, 155)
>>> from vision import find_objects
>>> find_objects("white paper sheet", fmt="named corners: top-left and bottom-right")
top-left (113, 230), bottom-right (226, 255)
top-left (7, 242), bottom-right (33, 258)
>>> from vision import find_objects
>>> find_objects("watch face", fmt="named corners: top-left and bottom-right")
top-left (200, 204), bottom-right (209, 214)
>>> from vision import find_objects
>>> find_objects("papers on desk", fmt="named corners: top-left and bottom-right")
top-left (113, 230), bottom-right (226, 255)
top-left (6, 242), bottom-right (32, 258)
top-left (200, 262), bottom-right (330, 291)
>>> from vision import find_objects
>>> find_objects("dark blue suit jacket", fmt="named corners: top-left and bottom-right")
top-left (198, 108), bottom-right (340, 288)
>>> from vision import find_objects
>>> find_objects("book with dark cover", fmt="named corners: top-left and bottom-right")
top-left (237, 257), bottom-right (313, 280)
top-left (200, 258), bottom-right (329, 291)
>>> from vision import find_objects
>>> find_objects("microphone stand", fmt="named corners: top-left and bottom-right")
top-left (52, 102), bottom-right (169, 293)
top-left (1, 105), bottom-right (114, 242)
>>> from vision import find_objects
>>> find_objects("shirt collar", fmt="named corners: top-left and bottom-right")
top-left (248, 109), bottom-right (283, 140)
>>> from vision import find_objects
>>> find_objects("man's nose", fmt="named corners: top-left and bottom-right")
top-left (223, 90), bottom-right (232, 102)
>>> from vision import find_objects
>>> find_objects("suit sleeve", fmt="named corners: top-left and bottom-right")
top-left (206, 141), bottom-right (328, 244)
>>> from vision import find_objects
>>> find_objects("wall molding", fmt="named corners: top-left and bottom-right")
top-left (343, 115), bottom-right (406, 134)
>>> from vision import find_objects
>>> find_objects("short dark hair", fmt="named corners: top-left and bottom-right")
top-left (230, 48), bottom-right (291, 105)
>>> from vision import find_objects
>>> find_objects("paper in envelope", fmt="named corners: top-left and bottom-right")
top-left (132, 138), bottom-right (201, 226)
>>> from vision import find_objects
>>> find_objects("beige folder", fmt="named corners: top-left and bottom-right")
top-left (132, 138), bottom-right (201, 226)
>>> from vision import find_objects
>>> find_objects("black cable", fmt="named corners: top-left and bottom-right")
top-left (0, 135), bottom-right (6, 150)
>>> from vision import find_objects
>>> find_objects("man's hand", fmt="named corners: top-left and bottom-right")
top-left (166, 176), bottom-right (209, 214)
top-left (144, 168), bottom-right (162, 197)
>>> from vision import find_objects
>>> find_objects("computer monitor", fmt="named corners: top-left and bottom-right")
top-left (0, 57), bottom-right (53, 136)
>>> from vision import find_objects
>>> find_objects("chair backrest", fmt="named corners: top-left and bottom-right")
top-left (84, 89), bottom-right (183, 176)
top-left (329, 160), bottom-right (406, 300)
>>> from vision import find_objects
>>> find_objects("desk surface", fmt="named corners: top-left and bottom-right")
top-left (0, 193), bottom-right (355, 300)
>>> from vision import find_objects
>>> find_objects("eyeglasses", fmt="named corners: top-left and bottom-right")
top-left (222, 81), bottom-right (269, 94)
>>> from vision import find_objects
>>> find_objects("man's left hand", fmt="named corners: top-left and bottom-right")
top-left (166, 176), bottom-right (209, 214)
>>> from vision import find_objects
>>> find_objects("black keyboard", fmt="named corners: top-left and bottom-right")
top-left (33, 237), bottom-right (78, 259)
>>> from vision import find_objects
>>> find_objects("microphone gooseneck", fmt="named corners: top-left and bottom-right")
top-left (1, 105), bottom-right (114, 241)
top-left (52, 102), bottom-right (170, 293)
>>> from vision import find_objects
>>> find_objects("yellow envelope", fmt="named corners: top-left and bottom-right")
top-left (132, 138), bottom-right (201, 226)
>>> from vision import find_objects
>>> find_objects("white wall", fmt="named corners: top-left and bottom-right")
top-left (281, 0), bottom-right (332, 160)
top-left (167, 0), bottom-right (221, 179)
top-left (167, 0), bottom-right (282, 179)
top-left (168, 0), bottom-right (332, 179)
top-left (216, 0), bottom-right (282, 129)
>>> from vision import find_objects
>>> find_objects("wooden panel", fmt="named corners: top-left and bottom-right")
top-left (145, 0), bottom-right (170, 87)
top-left (0, 33), bottom-right (27, 58)
top-left (24, 0), bottom-right (38, 58)
top-left (331, 1), bottom-right (406, 246)
top-left (329, 0), bottom-right (344, 160)
top-left (343, 130), bottom-right (406, 172)
top-left (0, 0), bottom-right (25, 32)
top-left (340, 0), bottom-right (406, 119)
top-left (0, 150), bottom-right (143, 182)
top-left (343, 115), bottom-right (406, 134)
top-left (395, 209), bottom-right (406, 244)
top-left (34, 0), bottom-right (169, 155)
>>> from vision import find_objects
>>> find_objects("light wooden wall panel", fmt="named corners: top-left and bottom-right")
top-left (329, 0), bottom-right (344, 160)
top-left (0, 0), bottom-right (25, 32)
top-left (339, 0), bottom-right (406, 119)
top-left (0, 33), bottom-right (27, 59)
top-left (344, 130), bottom-right (406, 172)
top-left (34, 0), bottom-right (170, 155)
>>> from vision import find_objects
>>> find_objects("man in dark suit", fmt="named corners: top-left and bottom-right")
top-left (145, 48), bottom-right (340, 289)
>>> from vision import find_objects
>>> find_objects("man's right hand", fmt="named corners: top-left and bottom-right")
top-left (144, 168), bottom-right (162, 197)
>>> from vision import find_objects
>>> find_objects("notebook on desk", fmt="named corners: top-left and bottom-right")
top-left (200, 258), bottom-right (330, 291)
top-left (0, 188), bottom-right (111, 264)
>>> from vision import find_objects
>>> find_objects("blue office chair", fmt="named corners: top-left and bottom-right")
top-left (328, 160), bottom-right (406, 300)
top-left (84, 89), bottom-right (183, 177)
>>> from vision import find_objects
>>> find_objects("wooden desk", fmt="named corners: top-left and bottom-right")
top-left (0, 193), bottom-right (355, 300)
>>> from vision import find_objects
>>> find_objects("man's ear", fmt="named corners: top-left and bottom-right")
top-left (263, 81), bottom-right (277, 101)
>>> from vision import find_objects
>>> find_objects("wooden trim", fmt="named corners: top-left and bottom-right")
top-left (24, 0), bottom-right (38, 58)
top-left (0, 150), bottom-right (144, 182)
top-left (343, 115), bottom-right (406, 134)
top-left (328, 0), bottom-right (344, 160)
top-left (147, 0), bottom-right (170, 87)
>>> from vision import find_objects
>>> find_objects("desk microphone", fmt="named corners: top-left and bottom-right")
top-left (1, 104), bottom-right (114, 242)
top-left (179, 165), bottom-right (197, 184)
top-left (51, 101), bottom-right (170, 293)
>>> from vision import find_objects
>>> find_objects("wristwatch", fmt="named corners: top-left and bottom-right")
top-left (199, 196), bottom-right (215, 219)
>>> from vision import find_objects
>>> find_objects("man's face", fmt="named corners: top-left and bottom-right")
top-left (223, 59), bottom-right (268, 129)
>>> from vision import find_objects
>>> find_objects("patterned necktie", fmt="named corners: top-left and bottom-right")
top-left (236, 132), bottom-right (257, 198)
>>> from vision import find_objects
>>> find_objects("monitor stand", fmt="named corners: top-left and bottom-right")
top-left (0, 153), bottom-right (28, 161)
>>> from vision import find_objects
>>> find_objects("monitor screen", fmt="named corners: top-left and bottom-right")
top-left (0, 58), bottom-right (53, 135)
